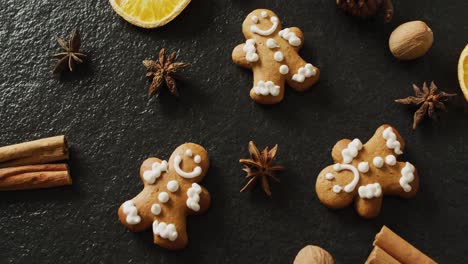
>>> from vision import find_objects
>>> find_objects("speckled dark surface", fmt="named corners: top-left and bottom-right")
top-left (1, 0), bottom-right (467, 263)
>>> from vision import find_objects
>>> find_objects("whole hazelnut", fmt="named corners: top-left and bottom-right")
top-left (294, 245), bottom-right (334, 264)
top-left (389, 20), bottom-right (434, 60)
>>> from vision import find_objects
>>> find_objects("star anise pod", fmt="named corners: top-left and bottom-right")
top-left (143, 48), bottom-right (191, 97)
top-left (336, 0), bottom-right (394, 22)
top-left (52, 28), bottom-right (86, 74)
top-left (239, 141), bottom-right (284, 196)
top-left (395, 81), bottom-right (457, 129)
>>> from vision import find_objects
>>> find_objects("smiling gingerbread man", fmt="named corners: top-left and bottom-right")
top-left (232, 9), bottom-right (320, 104)
top-left (118, 143), bottom-right (211, 250)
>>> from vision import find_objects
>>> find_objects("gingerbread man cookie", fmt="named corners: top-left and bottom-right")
top-left (232, 9), bottom-right (320, 104)
top-left (118, 143), bottom-right (210, 250)
top-left (315, 125), bottom-right (419, 218)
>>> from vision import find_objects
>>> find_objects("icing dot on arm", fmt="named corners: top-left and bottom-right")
top-left (122, 200), bottom-right (141, 225)
top-left (400, 162), bottom-right (415, 192)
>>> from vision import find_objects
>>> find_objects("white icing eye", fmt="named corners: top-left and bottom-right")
top-left (385, 155), bottom-right (397, 166)
top-left (158, 192), bottom-right (169, 203)
top-left (185, 149), bottom-right (193, 157)
top-left (358, 162), bottom-right (369, 173)
top-left (194, 155), bottom-right (201, 164)
top-left (251, 15), bottom-right (259, 23)
top-left (261, 11), bottom-right (268, 18)
top-left (373, 156), bottom-right (384, 168)
top-left (279, 65), bottom-right (289, 75)
top-left (325, 173), bottom-right (334, 180)
top-left (167, 180), bottom-right (179, 192)
top-left (151, 204), bottom-right (161, 215)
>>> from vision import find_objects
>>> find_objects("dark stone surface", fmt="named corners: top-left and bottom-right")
top-left (1, 0), bottom-right (467, 263)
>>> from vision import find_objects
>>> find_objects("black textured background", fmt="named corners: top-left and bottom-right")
top-left (1, 0), bottom-right (468, 263)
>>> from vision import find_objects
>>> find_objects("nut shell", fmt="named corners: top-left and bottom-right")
top-left (294, 245), bottom-right (334, 264)
top-left (389, 21), bottom-right (433, 60)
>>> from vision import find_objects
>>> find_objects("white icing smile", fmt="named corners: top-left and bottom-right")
top-left (332, 163), bottom-right (360, 193)
top-left (250, 16), bottom-right (279, 36)
top-left (174, 150), bottom-right (202, 179)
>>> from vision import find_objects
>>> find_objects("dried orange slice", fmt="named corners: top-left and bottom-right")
top-left (458, 44), bottom-right (468, 101)
top-left (109, 0), bottom-right (191, 28)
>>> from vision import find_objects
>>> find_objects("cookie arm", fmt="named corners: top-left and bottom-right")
top-left (232, 44), bottom-right (251, 69)
top-left (287, 27), bottom-right (304, 51)
top-left (118, 188), bottom-right (154, 232)
top-left (188, 186), bottom-right (211, 215)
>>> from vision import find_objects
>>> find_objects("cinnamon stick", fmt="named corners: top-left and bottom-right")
top-left (0, 164), bottom-right (71, 190)
top-left (373, 226), bottom-right (437, 264)
top-left (365, 246), bottom-right (401, 264)
top-left (0, 135), bottom-right (68, 169)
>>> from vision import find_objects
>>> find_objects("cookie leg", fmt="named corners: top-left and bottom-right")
top-left (251, 67), bottom-right (285, 104)
top-left (355, 196), bottom-right (383, 219)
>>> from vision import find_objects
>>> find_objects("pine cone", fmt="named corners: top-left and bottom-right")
top-left (336, 0), bottom-right (394, 22)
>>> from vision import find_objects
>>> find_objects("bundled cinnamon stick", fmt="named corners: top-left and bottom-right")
top-left (0, 136), bottom-right (71, 190)
top-left (366, 226), bottom-right (437, 264)
top-left (0, 135), bottom-right (68, 168)
top-left (0, 164), bottom-right (71, 190)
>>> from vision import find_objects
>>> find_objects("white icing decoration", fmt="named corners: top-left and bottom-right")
top-left (266, 38), bottom-right (279, 49)
top-left (185, 149), bottom-right (193, 157)
top-left (332, 185), bottom-right (342, 193)
top-left (143, 161), bottom-right (168, 185)
top-left (358, 183), bottom-right (382, 199)
top-left (251, 15), bottom-right (259, 23)
top-left (122, 200), bottom-right (141, 225)
top-left (261, 11), bottom-right (268, 18)
top-left (243, 39), bottom-right (259, 62)
top-left (158, 192), bottom-right (169, 203)
top-left (292, 64), bottom-right (317, 83)
top-left (373, 156), bottom-right (384, 168)
top-left (174, 155), bottom-right (202, 179)
top-left (400, 162), bottom-right (415, 192)
top-left (382, 127), bottom-right (403, 155)
top-left (250, 16), bottom-right (279, 36)
top-left (385, 155), bottom-right (397, 166)
top-left (153, 221), bottom-right (178, 241)
top-left (186, 183), bottom-right (202, 211)
top-left (278, 28), bottom-right (302, 46)
top-left (341, 139), bottom-right (363, 164)
top-left (167, 180), bottom-right (179, 192)
top-left (333, 163), bottom-right (360, 193)
top-left (274, 51), bottom-right (284, 62)
top-left (194, 155), bottom-right (201, 164)
top-left (151, 203), bottom-right (161, 215)
top-left (253, 80), bottom-right (280, 96)
top-left (279, 65), bottom-right (289, 75)
top-left (358, 162), bottom-right (369, 173)
top-left (325, 173), bottom-right (335, 180)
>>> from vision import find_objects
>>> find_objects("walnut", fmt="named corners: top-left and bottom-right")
top-left (294, 245), bottom-right (334, 264)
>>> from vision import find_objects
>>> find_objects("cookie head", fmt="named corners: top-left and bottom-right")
top-left (169, 143), bottom-right (209, 182)
top-left (243, 9), bottom-right (282, 37)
